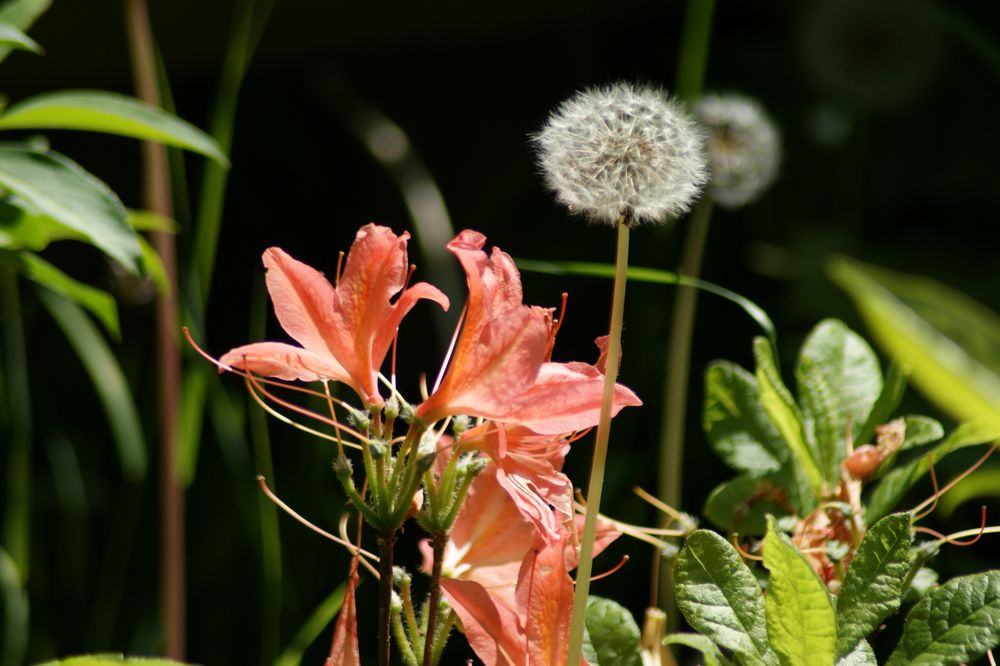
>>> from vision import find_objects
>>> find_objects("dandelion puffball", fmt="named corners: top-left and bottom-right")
top-left (534, 82), bottom-right (709, 225)
top-left (697, 93), bottom-right (780, 209)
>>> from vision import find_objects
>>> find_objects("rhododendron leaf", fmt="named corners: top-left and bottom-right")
top-left (703, 475), bottom-right (786, 535)
top-left (674, 529), bottom-right (776, 665)
top-left (795, 319), bottom-right (882, 482)
top-left (830, 258), bottom-right (1000, 435)
top-left (662, 634), bottom-right (733, 666)
top-left (35, 657), bottom-right (194, 666)
top-left (865, 421), bottom-right (1000, 523)
top-left (0, 145), bottom-right (142, 273)
top-left (754, 337), bottom-right (822, 508)
top-left (0, 0), bottom-right (48, 65)
top-left (886, 570), bottom-right (1000, 666)
top-left (704, 360), bottom-right (786, 474)
top-left (899, 415), bottom-right (944, 450)
top-left (0, 22), bottom-right (39, 54)
top-left (836, 641), bottom-right (877, 666)
top-left (835, 513), bottom-right (913, 656)
top-left (854, 361), bottom-right (907, 448)
top-left (763, 517), bottom-right (836, 666)
top-left (581, 596), bottom-right (642, 666)
top-left (0, 90), bottom-right (228, 165)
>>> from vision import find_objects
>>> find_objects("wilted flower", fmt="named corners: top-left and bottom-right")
top-left (696, 93), bottom-right (780, 209)
top-left (534, 81), bottom-right (708, 225)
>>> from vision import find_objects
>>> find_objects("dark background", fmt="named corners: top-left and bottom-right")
top-left (3, 0), bottom-right (999, 663)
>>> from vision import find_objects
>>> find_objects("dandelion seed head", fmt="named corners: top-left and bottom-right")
top-left (533, 82), bottom-right (708, 225)
top-left (697, 93), bottom-right (780, 209)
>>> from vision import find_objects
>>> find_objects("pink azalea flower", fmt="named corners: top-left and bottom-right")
top-left (220, 224), bottom-right (449, 406)
top-left (416, 231), bottom-right (640, 432)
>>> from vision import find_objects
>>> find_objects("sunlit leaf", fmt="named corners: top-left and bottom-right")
top-left (582, 596), bottom-right (643, 666)
top-left (127, 208), bottom-right (177, 233)
top-left (663, 633), bottom-right (733, 666)
top-left (836, 641), bottom-right (877, 666)
top-left (0, 145), bottom-right (141, 273)
top-left (0, 90), bottom-right (229, 166)
top-left (835, 513), bottom-right (913, 656)
top-left (899, 415), bottom-right (944, 450)
top-left (795, 319), bottom-right (882, 482)
top-left (674, 529), bottom-right (777, 665)
top-left (35, 656), bottom-right (196, 666)
top-left (38, 290), bottom-right (146, 481)
top-left (764, 517), bottom-right (836, 666)
top-left (886, 570), bottom-right (1000, 666)
top-left (0, 0), bottom-right (49, 65)
top-left (830, 257), bottom-right (1000, 434)
top-left (704, 360), bottom-right (787, 474)
top-left (865, 421), bottom-right (1000, 523)
top-left (854, 361), bottom-right (908, 448)
top-left (0, 21), bottom-right (40, 53)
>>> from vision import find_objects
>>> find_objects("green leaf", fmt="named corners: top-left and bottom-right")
top-left (899, 415), bottom-right (944, 450)
top-left (0, 145), bottom-right (142, 273)
top-left (38, 290), bottom-right (147, 481)
top-left (886, 570), bottom-right (1000, 666)
top-left (835, 513), bottom-right (914, 656)
top-left (704, 361), bottom-right (787, 474)
top-left (763, 517), bottom-right (836, 666)
top-left (674, 529), bottom-right (776, 665)
top-left (0, 546), bottom-right (28, 666)
top-left (796, 319), bottom-right (883, 482)
top-left (836, 641), bottom-right (877, 666)
top-left (274, 582), bottom-right (347, 666)
top-left (0, 21), bottom-right (40, 53)
top-left (127, 208), bottom-right (177, 233)
top-left (902, 567), bottom-right (939, 603)
top-left (704, 475), bottom-right (789, 535)
top-left (865, 421), bottom-right (1000, 523)
top-left (663, 633), bottom-right (733, 666)
top-left (854, 361), bottom-right (908, 448)
top-left (754, 337), bottom-right (823, 507)
top-left (137, 236), bottom-right (169, 297)
top-left (515, 258), bottom-right (776, 340)
top-left (0, 90), bottom-right (229, 166)
top-left (179, 364), bottom-right (210, 487)
top-left (0, 198), bottom-right (77, 250)
top-left (938, 468), bottom-right (1000, 517)
top-left (35, 656), bottom-right (197, 666)
top-left (581, 596), bottom-right (643, 666)
top-left (0, 0), bottom-right (49, 65)
top-left (830, 257), bottom-right (1000, 435)
top-left (3, 250), bottom-right (119, 336)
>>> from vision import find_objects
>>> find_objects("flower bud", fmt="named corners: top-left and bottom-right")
top-left (332, 454), bottom-right (353, 479)
top-left (844, 444), bottom-right (882, 481)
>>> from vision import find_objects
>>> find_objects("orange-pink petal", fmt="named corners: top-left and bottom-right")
top-left (219, 341), bottom-right (352, 385)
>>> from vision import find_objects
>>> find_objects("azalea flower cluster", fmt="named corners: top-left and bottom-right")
top-left (198, 223), bottom-right (641, 664)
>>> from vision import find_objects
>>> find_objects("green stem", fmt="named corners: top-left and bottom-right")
top-left (391, 607), bottom-right (419, 666)
top-left (674, 0), bottom-right (717, 102)
top-left (124, 0), bottom-right (185, 657)
top-left (378, 531), bottom-right (397, 666)
top-left (421, 532), bottom-right (446, 666)
top-left (0, 266), bottom-right (31, 581)
top-left (430, 610), bottom-right (455, 666)
top-left (566, 219), bottom-right (631, 665)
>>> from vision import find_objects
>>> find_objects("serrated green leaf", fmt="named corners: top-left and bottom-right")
top-left (754, 337), bottom-right (822, 507)
top-left (0, 145), bottom-right (141, 272)
top-left (796, 319), bottom-right (883, 482)
top-left (704, 475), bottom-right (788, 535)
top-left (674, 529), bottom-right (776, 665)
top-left (835, 641), bottom-right (877, 666)
top-left (1, 250), bottom-right (118, 336)
top-left (854, 361), bottom-right (907, 448)
top-left (581, 596), bottom-right (643, 666)
top-left (886, 570), bottom-right (1000, 666)
top-left (0, 0), bottom-right (49, 65)
top-left (899, 415), bottom-right (944, 450)
top-left (764, 517), bottom-right (836, 666)
top-left (663, 633), bottom-right (733, 666)
top-left (704, 361), bottom-right (787, 474)
top-left (865, 421), bottom-right (1000, 523)
top-left (0, 90), bottom-right (229, 166)
top-left (835, 513), bottom-right (914, 655)
top-left (38, 290), bottom-right (146, 481)
top-left (830, 257), bottom-right (1000, 435)
top-left (0, 21), bottom-right (39, 53)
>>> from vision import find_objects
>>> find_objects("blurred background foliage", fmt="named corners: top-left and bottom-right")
top-left (1, 0), bottom-right (998, 663)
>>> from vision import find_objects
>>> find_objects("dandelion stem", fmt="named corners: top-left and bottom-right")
top-left (567, 216), bottom-right (631, 665)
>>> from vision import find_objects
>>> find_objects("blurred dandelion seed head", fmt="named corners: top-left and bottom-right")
top-left (697, 93), bottom-right (780, 209)
top-left (534, 82), bottom-right (708, 225)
